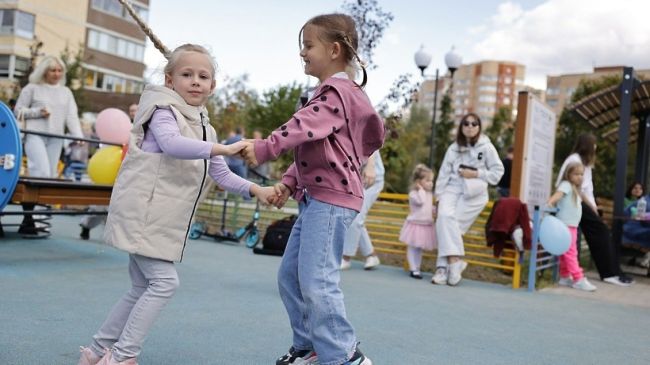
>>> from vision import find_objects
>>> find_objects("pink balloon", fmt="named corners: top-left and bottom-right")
top-left (95, 108), bottom-right (131, 144)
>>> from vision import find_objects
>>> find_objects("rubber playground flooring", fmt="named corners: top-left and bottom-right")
top-left (1, 214), bottom-right (648, 364)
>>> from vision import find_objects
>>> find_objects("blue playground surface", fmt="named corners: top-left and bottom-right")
top-left (1, 214), bottom-right (649, 364)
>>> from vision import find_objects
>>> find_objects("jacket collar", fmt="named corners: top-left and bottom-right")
top-left (136, 85), bottom-right (207, 127)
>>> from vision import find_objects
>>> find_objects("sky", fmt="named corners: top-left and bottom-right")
top-left (143, 0), bottom-right (650, 106)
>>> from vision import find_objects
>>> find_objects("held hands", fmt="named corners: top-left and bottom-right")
top-left (239, 139), bottom-right (258, 167)
top-left (40, 107), bottom-right (50, 118)
top-left (211, 140), bottom-right (246, 157)
top-left (249, 183), bottom-right (291, 209)
top-left (250, 185), bottom-right (277, 206)
top-left (271, 183), bottom-right (291, 209)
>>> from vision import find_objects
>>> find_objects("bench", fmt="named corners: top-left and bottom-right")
top-left (596, 198), bottom-right (650, 276)
top-left (366, 193), bottom-right (523, 289)
top-left (195, 189), bottom-right (523, 288)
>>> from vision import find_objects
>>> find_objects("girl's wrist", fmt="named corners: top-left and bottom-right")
top-left (210, 143), bottom-right (224, 157)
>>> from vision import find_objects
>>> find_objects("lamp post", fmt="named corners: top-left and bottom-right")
top-left (414, 45), bottom-right (462, 168)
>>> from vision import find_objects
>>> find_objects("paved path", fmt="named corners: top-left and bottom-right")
top-left (1, 215), bottom-right (649, 364)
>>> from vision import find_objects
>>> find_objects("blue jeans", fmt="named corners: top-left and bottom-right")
top-left (278, 196), bottom-right (358, 365)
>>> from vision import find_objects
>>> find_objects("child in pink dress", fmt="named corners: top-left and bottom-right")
top-left (399, 164), bottom-right (437, 279)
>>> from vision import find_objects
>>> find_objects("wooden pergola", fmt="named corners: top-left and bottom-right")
top-left (568, 67), bottom-right (650, 244)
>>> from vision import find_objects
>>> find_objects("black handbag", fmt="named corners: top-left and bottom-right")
top-left (253, 215), bottom-right (297, 256)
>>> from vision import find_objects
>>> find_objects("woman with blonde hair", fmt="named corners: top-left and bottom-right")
top-left (14, 55), bottom-right (83, 177)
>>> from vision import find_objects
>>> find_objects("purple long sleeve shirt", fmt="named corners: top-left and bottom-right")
top-left (141, 108), bottom-right (252, 198)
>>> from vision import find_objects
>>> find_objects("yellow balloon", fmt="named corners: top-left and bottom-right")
top-left (87, 146), bottom-right (123, 185)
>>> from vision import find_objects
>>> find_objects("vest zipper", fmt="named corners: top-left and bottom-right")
top-left (180, 114), bottom-right (209, 261)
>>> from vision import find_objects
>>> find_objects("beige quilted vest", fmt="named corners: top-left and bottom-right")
top-left (103, 85), bottom-right (216, 262)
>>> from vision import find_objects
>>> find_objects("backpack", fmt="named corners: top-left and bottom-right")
top-left (253, 215), bottom-right (297, 256)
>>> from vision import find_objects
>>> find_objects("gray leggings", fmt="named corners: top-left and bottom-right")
top-left (90, 254), bottom-right (179, 361)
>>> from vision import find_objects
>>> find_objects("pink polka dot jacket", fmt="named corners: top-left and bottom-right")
top-left (254, 77), bottom-right (385, 212)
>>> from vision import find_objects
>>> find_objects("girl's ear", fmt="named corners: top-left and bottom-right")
top-left (330, 42), bottom-right (342, 60)
top-left (164, 73), bottom-right (173, 89)
top-left (210, 79), bottom-right (216, 94)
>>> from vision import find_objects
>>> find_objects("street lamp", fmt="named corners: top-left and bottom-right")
top-left (414, 45), bottom-right (462, 168)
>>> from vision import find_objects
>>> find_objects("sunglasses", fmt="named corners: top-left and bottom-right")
top-left (462, 121), bottom-right (479, 127)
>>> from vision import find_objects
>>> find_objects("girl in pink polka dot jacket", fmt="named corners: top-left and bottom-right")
top-left (241, 13), bottom-right (383, 365)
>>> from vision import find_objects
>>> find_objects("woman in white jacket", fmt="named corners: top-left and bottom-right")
top-left (433, 113), bottom-right (504, 285)
top-left (14, 55), bottom-right (83, 177)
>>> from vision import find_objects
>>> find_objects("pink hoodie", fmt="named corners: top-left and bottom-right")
top-left (254, 77), bottom-right (385, 211)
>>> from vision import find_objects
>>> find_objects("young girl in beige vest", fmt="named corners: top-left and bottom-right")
top-left (78, 44), bottom-right (276, 365)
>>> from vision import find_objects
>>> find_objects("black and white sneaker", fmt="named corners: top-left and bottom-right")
top-left (345, 346), bottom-right (372, 365)
top-left (276, 346), bottom-right (319, 365)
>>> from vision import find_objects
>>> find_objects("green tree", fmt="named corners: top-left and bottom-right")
top-left (209, 74), bottom-right (258, 138)
top-left (342, 0), bottom-right (394, 69)
top-left (381, 106), bottom-right (429, 192)
top-left (484, 105), bottom-right (514, 154)
top-left (60, 45), bottom-right (87, 114)
top-left (247, 83), bottom-right (304, 174)
top-left (432, 92), bottom-right (455, 173)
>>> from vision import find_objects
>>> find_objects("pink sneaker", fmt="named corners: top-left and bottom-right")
top-left (97, 351), bottom-right (138, 365)
top-left (78, 346), bottom-right (103, 365)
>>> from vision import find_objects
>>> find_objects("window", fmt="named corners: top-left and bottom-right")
top-left (87, 29), bottom-right (145, 62)
top-left (479, 106), bottom-right (494, 114)
top-left (95, 71), bottom-right (104, 89)
top-left (0, 54), bottom-right (30, 79)
top-left (83, 68), bottom-right (144, 94)
top-left (479, 94), bottom-right (496, 103)
top-left (0, 55), bottom-right (10, 78)
top-left (13, 55), bottom-right (29, 77)
top-left (0, 9), bottom-right (35, 39)
top-left (546, 87), bottom-right (560, 96)
top-left (92, 0), bottom-right (149, 23)
top-left (566, 87), bottom-right (576, 98)
top-left (479, 85), bottom-right (497, 93)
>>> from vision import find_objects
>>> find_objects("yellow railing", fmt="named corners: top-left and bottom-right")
top-left (367, 193), bottom-right (522, 289)
top-left (195, 188), bottom-right (522, 288)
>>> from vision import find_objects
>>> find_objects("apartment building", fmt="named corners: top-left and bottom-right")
top-left (83, 0), bottom-right (148, 111)
top-left (0, 0), bottom-right (86, 96)
top-left (546, 66), bottom-right (650, 116)
top-left (415, 60), bottom-right (526, 126)
top-left (0, 0), bottom-right (149, 112)
top-left (452, 60), bottom-right (525, 125)
top-left (414, 75), bottom-right (450, 120)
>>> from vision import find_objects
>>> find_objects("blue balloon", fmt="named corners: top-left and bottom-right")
top-left (539, 215), bottom-right (571, 255)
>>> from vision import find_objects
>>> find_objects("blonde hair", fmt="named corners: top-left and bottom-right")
top-left (163, 44), bottom-right (217, 80)
top-left (300, 13), bottom-right (367, 87)
top-left (410, 163), bottom-right (433, 191)
top-left (561, 162), bottom-right (583, 206)
top-left (28, 56), bottom-right (66, 85)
